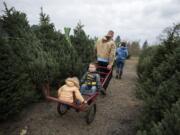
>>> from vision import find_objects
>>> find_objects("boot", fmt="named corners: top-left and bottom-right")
top-left (116, 69), bottom-right (120, 79)
top-left (116, 74), bottom-right (118, 79)
top-left (119, 70), bottom-right (122, 79)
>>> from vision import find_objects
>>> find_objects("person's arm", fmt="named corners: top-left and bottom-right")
top-left (125, 49), bottom-right (128, 59)
top-left (74, 88), bottom-right (85, 103)
top-left (126, 50), bottom-right (128, 58)
top-left (80, 72), bottom-right (87, 84)
top-left (96, 74), bottom-right (102, 91)
top-left (108, 42), bottom-right (116, 68)
top-left (115, 49), bottom-right (118, 56)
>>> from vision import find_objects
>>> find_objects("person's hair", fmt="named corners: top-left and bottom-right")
top-left (89, 62), bottom-right (97, 68)
top-left (108, 30), bottom-right (114, 34)
top-left (121, 42), bottom-right (126, 47)
top-left (65, 77), bottom-right (80, 88)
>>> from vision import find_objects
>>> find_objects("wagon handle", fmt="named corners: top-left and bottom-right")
top-left (42, 82), bottom-right (50, 98)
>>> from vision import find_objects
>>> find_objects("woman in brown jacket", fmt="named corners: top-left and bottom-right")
top-left (95, 30), bottom-right (116, 88)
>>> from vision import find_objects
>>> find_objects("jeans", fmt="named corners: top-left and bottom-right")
top-left (116, 61), bottom-right (125, 73)
top-left (80, 84), bottom-right (97, 94)
top-left (97, 61), bottom-right (109, 75)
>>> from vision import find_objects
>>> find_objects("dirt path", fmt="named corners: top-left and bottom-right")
top-left (0, 57), bottom-right (141, 135)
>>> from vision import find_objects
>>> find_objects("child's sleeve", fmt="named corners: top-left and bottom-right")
top-left (74, 88), bottom-right (85, 103)
top-left (80, 73), bottom-right (87, 84)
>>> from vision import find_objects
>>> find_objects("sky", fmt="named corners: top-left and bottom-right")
top-left (0, 0), bottom-right (180, 45)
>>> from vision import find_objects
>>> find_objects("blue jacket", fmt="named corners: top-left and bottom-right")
top-left (116, 47), bottom-right (128, 62)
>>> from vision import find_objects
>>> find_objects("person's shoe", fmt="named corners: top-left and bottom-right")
top-left (117, 74), bottom-right (121, 79)
top-left (118, 71), bottom-right (123, 79)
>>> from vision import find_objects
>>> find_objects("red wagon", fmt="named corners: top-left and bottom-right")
top-left (43, 66), bottom-right (112, 124)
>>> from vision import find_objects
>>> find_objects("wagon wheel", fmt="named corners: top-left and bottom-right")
top-left (57, 103), bottom-right (69, 116)
top-left (85, 103), bottom-right (96, 124)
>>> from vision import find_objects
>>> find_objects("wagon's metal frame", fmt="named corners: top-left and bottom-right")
top-left (42, 66), bottom-right (112, 124)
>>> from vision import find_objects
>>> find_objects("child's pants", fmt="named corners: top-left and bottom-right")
top-left (80, 84), bottom-right (97, 94)
top-left (116, 61), bottom-right (125, 74)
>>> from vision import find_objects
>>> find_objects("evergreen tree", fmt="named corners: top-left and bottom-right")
top-left (35, 9), bottom-right (76, 79)
top-left (0, 4), bottom-right (46, 120)
top-left (136, 23), bottom-right (180, 134)
top-left (71, 22), bottom-right (95, 65)
top-left (115, 35), bottom-right (121, 47)
top-left (137, 99), bottom-right (180, 135)
top-left (130, 41), bottom-right (140, 56)
top-left (0, 4), bottom-right (96, 121)
top-left (142, 40), bottom-right (148, 50)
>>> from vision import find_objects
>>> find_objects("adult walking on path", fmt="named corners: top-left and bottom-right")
top-left (115, 41), bottom-right (128, 79)
top-left (95, 30), bottom-right (116, 87)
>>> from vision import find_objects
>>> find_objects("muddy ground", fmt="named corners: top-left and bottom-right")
top-left (0, 57), bottom-right (142, 135)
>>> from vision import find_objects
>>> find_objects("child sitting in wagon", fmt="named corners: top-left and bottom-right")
top-left (58, 77), bottom-right (87, 104)
top-left (80, 63), bottom-right (106, 95)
